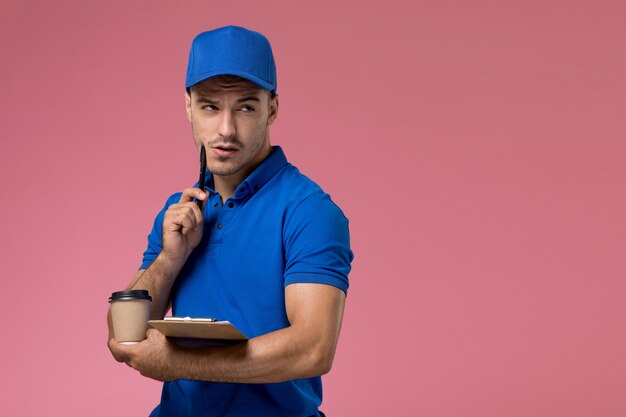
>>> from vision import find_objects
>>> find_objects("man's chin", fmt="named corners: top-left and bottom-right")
top-left (208, 162), bottom-right (244, 177)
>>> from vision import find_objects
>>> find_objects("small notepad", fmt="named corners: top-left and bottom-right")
top-left (148, 317), bottom-right (248, 341)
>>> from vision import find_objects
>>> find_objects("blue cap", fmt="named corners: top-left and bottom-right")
top-left (185, 26), bottom-right (277, 93)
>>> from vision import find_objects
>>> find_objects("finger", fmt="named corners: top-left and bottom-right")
top-left (179, 188), bottom-right (207, 204)
top-left (178, 210), bottom-right (198, 235)
top-left (108, 338), bottom-right (130, 363)
top-left (146, 328), bottom-right (166, 343)
top-left (165, 206), bottom-right (198, 234)
top-left (180, 201), bottom-right (204, 228)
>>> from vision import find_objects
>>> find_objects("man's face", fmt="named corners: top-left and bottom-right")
top-left (185, 76), bottom-right (279, 178)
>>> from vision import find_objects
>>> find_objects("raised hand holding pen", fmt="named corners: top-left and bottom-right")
top-left (159, 145), bottom-right (208, 269)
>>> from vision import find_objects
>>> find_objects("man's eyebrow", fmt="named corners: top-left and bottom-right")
top-left (195, 96), bottom-right (217, 103)
top-left (236, 95), bottom-right (261, 103)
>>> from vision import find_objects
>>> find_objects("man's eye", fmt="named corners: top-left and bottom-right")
top-left (240, 105), bottom-right (255, 112)
top-left (201, 104), bottom-right (217, 111)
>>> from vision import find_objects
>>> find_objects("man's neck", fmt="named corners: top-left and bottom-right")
top-left (213, 175), bottom-right (242, 203)
top-left (213, 145), bottom-right (272, 203)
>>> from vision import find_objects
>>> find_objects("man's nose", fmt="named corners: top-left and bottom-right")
top-left (217, 111), bottom-right (236, 138)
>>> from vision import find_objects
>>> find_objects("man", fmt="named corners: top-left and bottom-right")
top-left (108, 26), bottom-right (353, 417)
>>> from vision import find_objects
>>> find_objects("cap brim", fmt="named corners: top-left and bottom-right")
top-left (185, 70), bottom-right (276, 92)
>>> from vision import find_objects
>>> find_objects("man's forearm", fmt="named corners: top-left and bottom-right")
top-left (127, 253), bottom-right (185, 319)
top-left (110, 284), bottom-right (346, 384)
top-left (170, 325), bottom-right (333, 384)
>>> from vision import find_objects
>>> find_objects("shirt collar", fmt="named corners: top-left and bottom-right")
top-left (200, 146), bottom-right (288, 200)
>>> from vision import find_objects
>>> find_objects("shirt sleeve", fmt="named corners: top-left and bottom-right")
top-left (139, 193), bottom-right (181, 270)
top-left (283, 192), bottom-right (354, 294)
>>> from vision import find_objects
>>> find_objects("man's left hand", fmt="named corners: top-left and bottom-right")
top-left (108, 328), bottom-right (180, 382)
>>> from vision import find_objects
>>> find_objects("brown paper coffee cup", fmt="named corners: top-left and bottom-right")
top-left (109, 290), bottom-right (152, 344)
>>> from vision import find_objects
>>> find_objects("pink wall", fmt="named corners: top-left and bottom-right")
top-left (1, 0), bottom-right (625, 415)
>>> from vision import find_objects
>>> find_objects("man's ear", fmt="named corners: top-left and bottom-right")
top-left (267, 94), bottom-right (279, 126)
top-left (185, 91), bottom-right (192, 122)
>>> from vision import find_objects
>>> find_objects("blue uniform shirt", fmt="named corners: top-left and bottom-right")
top-left (140, 146), bottom-right (353, 417)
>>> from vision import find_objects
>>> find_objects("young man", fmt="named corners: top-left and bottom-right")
top-left (108, 26), bottom-right (353, 417)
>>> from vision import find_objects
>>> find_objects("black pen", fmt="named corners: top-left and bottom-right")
top-left (198, 144), bottom-right (206, 210)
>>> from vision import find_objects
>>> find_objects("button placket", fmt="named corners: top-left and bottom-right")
top-left (212, 198), bottom-right (237, 239)
top-left (204, 194), bottom-right (224, 244)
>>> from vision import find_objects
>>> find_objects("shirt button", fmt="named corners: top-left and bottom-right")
top-left (214, 202), bottom-right (219, 207)
top-left (217, 223), bottom-right (223, 229)
top-left (239, 186), bottom-right (245, 192)
top-left (228, 202), bottom-right (234, 208)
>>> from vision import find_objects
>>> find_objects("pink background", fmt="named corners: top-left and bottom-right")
top-left (1, 0), bottom-right (625, 416)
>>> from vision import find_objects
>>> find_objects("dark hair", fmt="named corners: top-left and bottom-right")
top-left (190, 74), bottom-right (277, 97)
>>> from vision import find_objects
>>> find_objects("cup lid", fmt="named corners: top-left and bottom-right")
top-left (109, 290), bottom-right (152, 302)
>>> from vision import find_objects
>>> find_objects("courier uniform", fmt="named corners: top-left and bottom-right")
top-left (140, 146), bottom-right (353, 417)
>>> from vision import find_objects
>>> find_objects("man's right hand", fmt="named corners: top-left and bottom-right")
top-left (160, 188), bottom-right (207, 267)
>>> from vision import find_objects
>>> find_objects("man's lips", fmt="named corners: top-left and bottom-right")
top-left (211, 144), bottom-right (239, 157)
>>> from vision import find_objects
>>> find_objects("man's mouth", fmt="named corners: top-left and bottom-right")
top-left (212, 144), bottom-right (239, 157)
